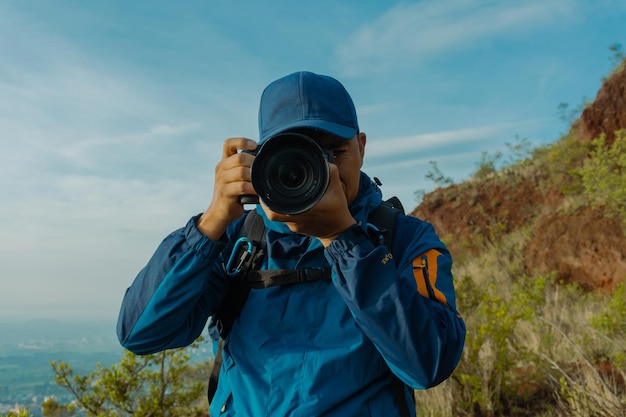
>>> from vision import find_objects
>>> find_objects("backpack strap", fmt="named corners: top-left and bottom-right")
top-left (394, 375), bottom-right (415, 417)
top-left (209, 210), bottom-right (266, 405)
top-left (246, 267), bottom-right (332, 289)
top-left (366, 196), bottom-right (404, 252)
top-left (216, 210), bottom-right (266, 337)
top-left (207, 338), bottom-right (224, 405)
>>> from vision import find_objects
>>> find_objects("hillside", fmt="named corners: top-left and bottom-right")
top-left (409, 62), bottom-right (626, 416)
top-left (412, 64), bottom-right (626, 292)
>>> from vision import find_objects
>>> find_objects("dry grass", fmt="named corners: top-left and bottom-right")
top-left (413, 228), bottom-right (626, 416)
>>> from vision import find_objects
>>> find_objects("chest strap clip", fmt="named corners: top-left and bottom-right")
top-left (225, 237), bottom-right (255, 276)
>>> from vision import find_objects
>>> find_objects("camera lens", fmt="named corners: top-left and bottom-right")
top-left (250, 133), bottom-right (330, 214)
top-left (278, 163), bottom-right (305, 189)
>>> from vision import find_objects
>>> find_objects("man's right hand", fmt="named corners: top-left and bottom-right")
top-left (196, 137), bottom-right (258, 240)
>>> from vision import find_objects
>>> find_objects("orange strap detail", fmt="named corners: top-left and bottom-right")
top-left (412, 249), bottom-right (449, 307)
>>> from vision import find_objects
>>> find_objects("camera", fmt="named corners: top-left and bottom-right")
top-left (238, 132), bottom-right (333, 215)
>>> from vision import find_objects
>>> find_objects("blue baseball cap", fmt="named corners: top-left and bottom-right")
top-left (258, 71), bottom-right (359, 142)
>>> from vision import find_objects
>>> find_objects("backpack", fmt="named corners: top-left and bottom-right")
top-left (208, 197), bottom-right (414, 417)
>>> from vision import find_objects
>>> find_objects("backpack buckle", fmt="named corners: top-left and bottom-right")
top-left (226, 237), bottom-right (255, 276)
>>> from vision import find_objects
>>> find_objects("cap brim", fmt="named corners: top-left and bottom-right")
top-left (261, 120), bottom-right (357, 142)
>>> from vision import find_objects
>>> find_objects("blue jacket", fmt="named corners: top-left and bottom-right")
top-left (117, 173), bottom-right (465, 417)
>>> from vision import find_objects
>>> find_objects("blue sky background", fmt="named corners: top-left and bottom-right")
top-left (1, 0), bottom-right (624, 322)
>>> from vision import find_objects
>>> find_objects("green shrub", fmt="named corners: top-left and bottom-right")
top-left (590, 283), bottom-right (626, 338)
top-left (447, 266), bottom-right (555, 416)
top-left (472, 150), bottom-right (502, 180)
top-left (2, 410), bottom-right (31, 417)
top-left (540, 132), bottom-right (591, 196)
top-left (425, 160), bottom-right (453, 187)
top-left (43, 339), bottom-right (209, 417)
top-left (574, 130), bottom-right (626, 222)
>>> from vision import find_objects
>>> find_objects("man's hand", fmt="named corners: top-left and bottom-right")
top-left (262, 163), bottom-right (356, 247)
top-left (197, 138), bottom-right (258, 240)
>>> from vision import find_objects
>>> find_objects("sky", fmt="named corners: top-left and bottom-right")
top-left (1, 0), bottom-right (624, 323)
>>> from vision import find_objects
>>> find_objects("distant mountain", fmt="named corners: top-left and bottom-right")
top-left (0, 319), bottom-right (120, 355)
top-left (0, 319), bottom-right (125, 408)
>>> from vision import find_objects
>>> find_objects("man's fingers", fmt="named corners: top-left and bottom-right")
top-left (217, 152), bottom-right (256, 174)
top-left (217, 164), bottom-right (252, 186)
top-left (222, 137), bottom-right (257, 158)
top-left (223, 180), bottom-right (257, 201)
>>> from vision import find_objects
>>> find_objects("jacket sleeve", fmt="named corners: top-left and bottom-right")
top-left (116, 215), bottom-right (235, 355)
top-left (324, 216), bottom-right (466, 389)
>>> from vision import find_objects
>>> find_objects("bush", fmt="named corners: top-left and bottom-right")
top-left (42, 338), bottom-right (210, 417)
top-left (574, 130), bottom-right (626, 222)
top-left (2, 409), bottom-right (31, 417)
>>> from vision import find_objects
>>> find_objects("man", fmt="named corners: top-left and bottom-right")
top-left (117, 71), bottom-right (466, 416)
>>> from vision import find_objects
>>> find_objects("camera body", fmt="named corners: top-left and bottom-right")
top-left (239, 132), bottom-right (333, 215)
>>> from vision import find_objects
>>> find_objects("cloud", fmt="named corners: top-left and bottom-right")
top-left (362, 118), bottom-right (558, 167)
top-left (335, 0), bottom-right (579, 76)
top-left (365, 124), bottom-right (509, 159)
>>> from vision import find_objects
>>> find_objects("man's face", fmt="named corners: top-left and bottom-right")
top-left (296, 129), bottom-right (367, 206)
